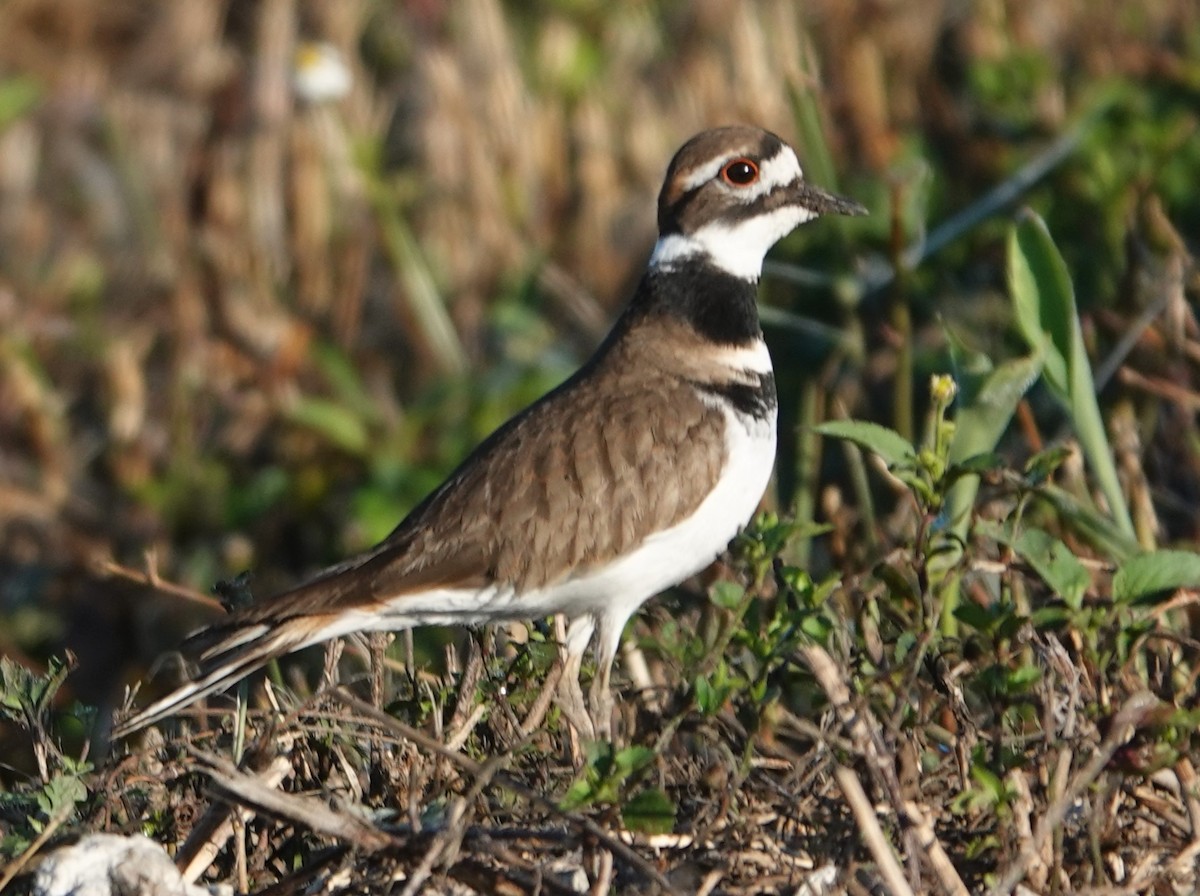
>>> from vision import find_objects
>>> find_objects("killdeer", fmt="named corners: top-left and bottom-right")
top-left (113, 125), bottom-right (864, 741)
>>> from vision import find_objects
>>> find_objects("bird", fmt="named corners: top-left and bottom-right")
top-left (112, 125), bottom-right (865, 742)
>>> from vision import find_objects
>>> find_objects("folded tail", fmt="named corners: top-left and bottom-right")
top-left (111, 613), bottom-right (334, 739)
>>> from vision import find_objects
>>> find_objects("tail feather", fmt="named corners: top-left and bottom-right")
top-left (112, 615), bottom-right (330, 739)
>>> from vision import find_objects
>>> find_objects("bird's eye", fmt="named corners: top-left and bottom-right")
top-left (720, 158), bottom-right (759, 186)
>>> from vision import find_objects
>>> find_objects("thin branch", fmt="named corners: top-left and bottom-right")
top-left (834, 764), bottom-right (914, 896)
top-left (101, 556), bottom-right (224, 612)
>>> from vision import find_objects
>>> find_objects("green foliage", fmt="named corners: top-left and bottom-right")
top-left (967, 48), bottom-right (1054, 134)
top-left (1009, 211), bottom-right (1134, 537)
top-left (813, 420), bottom-right (916, 470)
top-left (1112, 551), bottom-right (1200, 604)
top-left (0, 656), bottom-right (94, 860)
top-left (987, 523), bottom-right (1090, 610)
top-left (286, 396), bottom-right (372, 456)
top-left (0, 763), bottom-right (91, 860)
top-left (1055, 86), bottom-right (1200, 300)
top-left (687, 528), bottom-right (840, 740)
top-left (619, 787), bottom-right (676, 835)
top-left (561, 741), bottom-right (675, 834)
top-left (734, 513), bottom-right (833, 591)
top-left (952, 762), bottom-right (1020, 818)
top-left (820, 216), bottom-right (1170, 639)
top-left (806, 199), bottom-right (1200, 831)
top-left (820, 374), bottom-right (974, 630)
top-left (0, 75), bottom-right (42, 132)
top-left (285, 341), bottom-right (387, 458)
top-left (0, 654), bottom-right (73, 731)
top-left (944, 333), bottom-right (1043, 538)
top-left (818, 374), bottom-right (963, 523)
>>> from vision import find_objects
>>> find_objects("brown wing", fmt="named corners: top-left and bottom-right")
top-left (391, 366), bottom-right (728, 593)
top-left (233, 330), bottom-right (727, 624)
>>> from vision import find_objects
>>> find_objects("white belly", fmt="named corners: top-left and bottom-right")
top-left (522, 400), bottom-right (776, 623)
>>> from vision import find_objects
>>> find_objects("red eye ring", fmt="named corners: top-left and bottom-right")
top-left (720, 158), bottom-right (759, 186)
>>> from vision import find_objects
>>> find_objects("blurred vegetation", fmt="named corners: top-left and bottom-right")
top-left (1, 0), bottom-right (1200, 891)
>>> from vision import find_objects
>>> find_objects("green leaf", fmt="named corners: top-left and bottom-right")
top-left (560, 778), bottom-right (596, 811)
top-left (38, 773), bottom-right (87, 818)
top-left (894, 631), bottom-right (917, 663)
top-left (814, 420), bottom-right (916, 468)
top-left (934, 329), bottom-right (1038, 623)
top-left (1009, 213), bottom-right (1074, 396)
top-left (1015, 528), bottom-right (1090, 609)
top-left (613, 746), bottom-right (656, 777)
top-left (948, 452), bottom-right (1005, 477)
top-left (942, 348), bottom-right (1042, 544)
top-left (954, 601), bottom-right (999, 634)
top-left (0, 654), bottom-right (74, 725)
top-left (970, 764), bottom-right (1005, 803)
top-left (1007, 211), bottom-right (1133, 537)
top-left (1113, 551), bottom-right (1200, 604)
top-left (621, 788), bottom-right (676, 835)
top-left (800, 614), bottom-right (833, 642)
top-left (1007, 527), bottom-right (1091, 610)
top-left (285, 397), bottom-right (369, 455)
top-left (1030, 605), bottom-right (1071, 628)
top-left (873, 562), bottom-right (918, 603)
top-left (1023, 445), bottom-right (1074, 485)
top-left (709, 580), bottom-right (745, 611)
top-left (1006, 664), bottom-right (1041, 692)
top-left (949, 354), bottom-right (1043, 468)
top-left (694, 675), bottom-right (720, 715)
top-left (1035, 484), bottom-right (1141, 564)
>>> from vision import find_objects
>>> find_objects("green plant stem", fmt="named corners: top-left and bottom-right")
top-left (368, 179), bottom-right (468, 377)
top-left (790, 376), bottom-right (823, 569)
top-left (842, 430), bottom-right (879, 553)
top-left (889, 181), bottom-right (914, 445)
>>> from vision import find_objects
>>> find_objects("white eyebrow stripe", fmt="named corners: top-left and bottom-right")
top-left (759, 145), bottom-right (804, 189)
top-left (680, 145), bottom-right (806, 203)
top-left (735, 146), bottom-right (804, 202)
top-left (680, 156), bottom-right (728, 192)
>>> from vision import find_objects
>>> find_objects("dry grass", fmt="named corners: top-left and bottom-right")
top-left (3, 0), bottom-right (1200, 893)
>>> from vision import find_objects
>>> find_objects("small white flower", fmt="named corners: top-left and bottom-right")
top-left (293, 41), bottom-right (351, 103)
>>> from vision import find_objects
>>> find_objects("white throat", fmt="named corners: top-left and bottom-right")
top-left (649, 205), bottom-right (817, 281)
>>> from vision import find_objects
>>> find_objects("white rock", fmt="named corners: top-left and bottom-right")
top-left (33, 833), bottom-right (220, 896)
